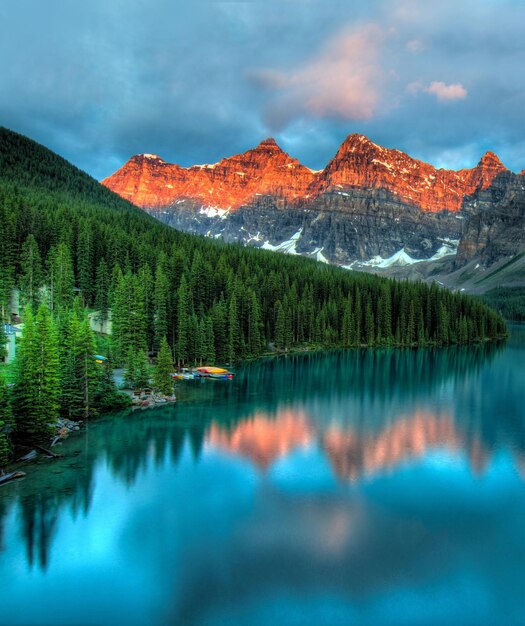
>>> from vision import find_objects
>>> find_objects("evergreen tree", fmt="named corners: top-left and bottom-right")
top-left (94, 360), bottom-right (130, 411)
top-left (124, 348), bottom-right (138, 389)
top-left (19, 234), bottom-right (43, 310)
top-left (275, 301), bottom-right (286, 350)
top-left (47, 242), bottom-right (74, 313)
top-left (77, 221), bottom-right (94, 305)
top-left (247, 290), bottom-right (263, 356)
top-left (94, 258), bottom-right (110, 321)
top-left (12, 303), bottom-right (60, 441)
top-left (211, 298), bottom-right (227, 364)
top-left (204, 316), bottom-right (216, 364)
top-left (153, 337), bottom-right (174, 395)
top-left (77, 319), bottom-right (99, 418)
top-left (153, 264), bottom-right (169, 352)
top-left (135, 351), bottom-right (151, 389)
top-left (227, 293), bottom-right (241, 362)
top-left (59, 310), bottom-right (84, 417)
top-left (175, 276), bottom-right (190, 366)
top-left (124, 348), bottom-right (151, 390)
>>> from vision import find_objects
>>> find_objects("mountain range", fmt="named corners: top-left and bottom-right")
top-left (104, 133), bottom-right (525, 292)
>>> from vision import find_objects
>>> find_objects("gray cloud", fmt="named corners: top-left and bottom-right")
top-left (1, 0), bottom-right (524, 178)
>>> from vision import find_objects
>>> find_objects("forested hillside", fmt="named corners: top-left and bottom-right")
top-left (0, 126), bottom-right (507, 366)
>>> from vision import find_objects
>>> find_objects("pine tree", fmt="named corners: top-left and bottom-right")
top-left (94, 360), bottom-right (130, 411)
top-left (77, 221), bottom-right (94, 306)
top-left (13, 303), bottom-right (60, 441)
top-left (124, 348), bottom-right (138, 389)
top-left (153, 337), bottom-right (174, 395)
top-left (109, 267), bottom-right (128, 365)
top-left (77, 319), bottom-right (99, 418)
top-left (47, 242), bottom-right (75, 314)
top-left (227, 293), bottom-right (241, 362)
top-left (94, 258), bottom-right (110, 321)
top-left (406, 300), bottom-right (416, 346)
top-left (138, 265), bottom-right (154, 352)
top-left (59, 310), bottom-right (84, 417)
top-left (135, 351), bottom-right (151, 389)
top-left (437, 302), bottom-right (449, 345)
top-left (275, 301), bottom-right (286, 350)
top-left (204, 316), bottom-right (216, 364)
top-left (19, 234), bottom-right (43, 310)
top-left (176, 276), bottom-right (190, 366)
top-left (124, 346), bottom-right (150, 390)
top-left (247, 290), bottom-right (264, 356)
top-left (153, 264), bottom-right (169, 352)
top-left (364, 299), bottom-right (375, 346)
top-left (211, 298), bottom-right (227, 364)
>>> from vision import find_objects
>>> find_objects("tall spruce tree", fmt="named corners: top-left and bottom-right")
top-left (94, 258), bottom-right (110, 321)
top-left (47, 242), bottom-right (74, 314)
top-left (153, 264), bottom-right (169, 352)
top-left (153, 337), bottom-right (174, 395)
top-left (176, 276), bottom-right (190, 366)
top-left (19, 234), bottom-right (43, 310)
top-left (78, 319), bottom-right (99, 418)
top-left (12, 303), bottom-right (60, 441)
top-left (94, 360), bottom-right (129, 411)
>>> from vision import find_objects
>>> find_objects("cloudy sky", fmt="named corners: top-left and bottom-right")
top-left (1, 0), bottom-right (525, 179)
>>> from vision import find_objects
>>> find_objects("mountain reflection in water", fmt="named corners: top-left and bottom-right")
top-left (1, 333), bottom-right (525, 626)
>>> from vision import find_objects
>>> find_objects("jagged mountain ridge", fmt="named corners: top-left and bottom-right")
top-left (103, 134), bottom-right (524, 283)
top-left (103, 133), bottom-right (509, 213)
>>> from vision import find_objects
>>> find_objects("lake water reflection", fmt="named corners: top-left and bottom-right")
top-left (1, 329), bottom-right (525, 625)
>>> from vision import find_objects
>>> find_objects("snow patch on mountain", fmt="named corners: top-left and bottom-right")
top-left (199, 206), bottom-right (230, 219)
top-left (262, 229), bottom-right (303, 255)
top-left (344, 239), bottom-right (459, 269)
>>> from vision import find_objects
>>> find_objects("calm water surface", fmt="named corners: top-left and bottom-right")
top-left (1, 328), bottom-right (525, 626)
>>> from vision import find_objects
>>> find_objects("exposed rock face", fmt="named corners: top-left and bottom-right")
top-left (149, 188), bottom-right (464, 266)
top-left (102, 133), bottom-right (524, 283)
top-left (103, 133), bottom-right (508, 214)
top-left (103, 138), bottom-right (316, 210)
top-left (455, 171), bottom-right (525, 267)
top-left (309, 135), bottom-right (507, 212)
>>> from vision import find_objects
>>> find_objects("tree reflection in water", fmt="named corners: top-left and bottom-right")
top-left (2, 337), bottom-right (524, 573)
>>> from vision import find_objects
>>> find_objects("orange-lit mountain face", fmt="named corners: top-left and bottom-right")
top-left (103, 134), bottom-right (508, 213)
top-left (103, 138), bottom-right (316, 210)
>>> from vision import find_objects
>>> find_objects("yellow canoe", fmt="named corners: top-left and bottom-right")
top-left (196, 366), bottom-right (229, 374)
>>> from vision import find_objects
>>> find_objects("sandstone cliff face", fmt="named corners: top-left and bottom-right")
top-left (103, 133), bottom-right (509, 214)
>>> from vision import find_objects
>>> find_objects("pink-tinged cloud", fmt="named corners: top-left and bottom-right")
top-left (253, 24), bottom-right (384, 130)
top-left (425, 81), bottom-right (468, 101)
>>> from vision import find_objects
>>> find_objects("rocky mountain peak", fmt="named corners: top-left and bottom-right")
top-left (477, 151), bottom-right (507, 171)
top-left (337, 133), bottom-right (380, 155)
top-left (131, 153), bottom-right (167, 165)
top-left (256, 137), bottom-right (281, 150)
top-left (103, 134), bottom-right (510, 214)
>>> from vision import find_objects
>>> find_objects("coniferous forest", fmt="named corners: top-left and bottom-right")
top-left (0, 127), bottom-right (508, 462)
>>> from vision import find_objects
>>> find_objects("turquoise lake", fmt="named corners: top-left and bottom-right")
top-left (1, 327), bottom-right (525, 625)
